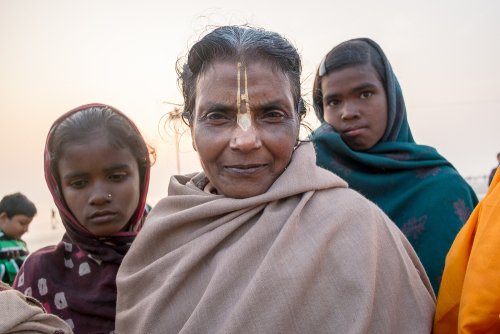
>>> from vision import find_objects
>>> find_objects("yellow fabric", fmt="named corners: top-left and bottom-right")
top-left (434, 169), bottom-right (500, 333)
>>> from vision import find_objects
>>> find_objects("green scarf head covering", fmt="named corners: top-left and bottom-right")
top-left (312, 38), bottom-right (478, 294)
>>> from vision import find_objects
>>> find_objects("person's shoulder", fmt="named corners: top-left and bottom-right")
top-left (308, 186), bottom-right (411, 253)
top-left (16, 245), bottom-right (58, 287)
top-left (421, 165), bottom-right (475, 196)
top-left (0, 233), bottom-right (26, 252)
top-left (0, 230), bottom-right (13, 242)
top-left (0, 231), bottom-right (27, 247)
top-left (312, 186), bottom-right (391, 227)
top-left (23, 245), bottom-right (58, 265)
top-left (28, 245), bottom-right (57, 257)
top-left (318, 186), bottom-right (378, 208)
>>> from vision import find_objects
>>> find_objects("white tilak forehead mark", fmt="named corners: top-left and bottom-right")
top-left (237, 62), bottom-right (252, 132)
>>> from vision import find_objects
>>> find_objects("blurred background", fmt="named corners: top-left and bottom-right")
top-left (1, 0), bottom-right (499, 251)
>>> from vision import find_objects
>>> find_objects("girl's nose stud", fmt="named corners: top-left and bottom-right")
top-left (108, 194), bottom-right (112, 198)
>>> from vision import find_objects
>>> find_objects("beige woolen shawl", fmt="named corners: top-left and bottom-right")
top-left (0, 281), bottom-right (73, 334)
top-left (116, 143), bottom-right (436, 334)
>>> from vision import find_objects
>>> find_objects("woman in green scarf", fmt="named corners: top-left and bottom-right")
top-left (312, 38), bottom-right (478, 294)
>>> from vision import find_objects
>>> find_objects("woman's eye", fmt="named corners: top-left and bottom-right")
top-left (109, 173), bottom-right (126, 181)
top-left (265, 111), bottom-right (284, 119)
top-left (207, 112), bottom-right (227, 121)
top-left (70, 180), bottom-right (87, 188)
top-left (360, 92), bottom-right (372, 99)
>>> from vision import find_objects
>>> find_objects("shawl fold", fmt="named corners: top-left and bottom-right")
top-left (13, 103), bottom-right (150, 334)
top-left (434, 169), bottom-right (500, 333)
top-left (116, 143), bottom-right (436, 334)
top-left (313, 38), bottom-right (478, 294)
top-left (0, 281), bottom-right (73, 334)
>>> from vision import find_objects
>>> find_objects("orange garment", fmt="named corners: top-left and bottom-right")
top-left (434, 169), bottom-right (500, 333)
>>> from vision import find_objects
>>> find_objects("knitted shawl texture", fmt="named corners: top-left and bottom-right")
top-left (0, 281), bottom-right (73, 334)
top-left (116, 143), bottom-right (436, 334)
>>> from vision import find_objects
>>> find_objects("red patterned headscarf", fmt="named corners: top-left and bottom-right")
top-left (13, 103), bottom-right (151, 334)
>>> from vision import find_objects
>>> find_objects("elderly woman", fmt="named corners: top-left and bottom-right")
top-left (116, 26), bottom-right (435, 333)
top-left (312, 39), bottom-right (478, 295)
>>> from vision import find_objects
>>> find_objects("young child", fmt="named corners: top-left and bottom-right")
top-left (13, 104), bottom-right (153, 334)
top-left (0, 192), bottom-right (36, 286)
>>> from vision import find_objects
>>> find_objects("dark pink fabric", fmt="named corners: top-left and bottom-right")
top-left (13, 103), bottom-right (150, 334)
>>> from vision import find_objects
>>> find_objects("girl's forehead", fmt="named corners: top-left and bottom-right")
top-left (60, 138), bottom-right (135, 166)
top-left (322, 64), bottom-right (384, 90)
top-left (60, 130), bottom-right (122, 152)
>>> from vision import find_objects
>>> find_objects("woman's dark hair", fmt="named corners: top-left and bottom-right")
top-left (49, 106), bottom-right (155, 190)
top-left (174, 25), bottom-right (306, 126)
top-left (313, 39), bottom-right (387, 121)
top-left (0, 192), bottom-right (37, 218)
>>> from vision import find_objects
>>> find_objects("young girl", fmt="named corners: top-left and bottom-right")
top-left (13, 103), bottom-right (153, 333)
top-left (312, 39), bottom-right (478, 294)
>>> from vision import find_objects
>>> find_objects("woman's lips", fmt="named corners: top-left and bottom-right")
top-left (224, 164), bottom-right (268, 176)
top-left (344, 127), bottom-right (366, 136)
top-left (89, 212), bottom-right (117, 223)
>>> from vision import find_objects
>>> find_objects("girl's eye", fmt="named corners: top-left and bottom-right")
top-left (328, 100), bottom-right (340, 107)
top-left (70, 180), bottom-right (87, 188)
top-left (109, 173), bottom-right (127, 181)
top-left (360, 92), bottom-right (372, 99)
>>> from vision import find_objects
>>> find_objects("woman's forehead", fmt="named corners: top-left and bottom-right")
top-left (196, 61), bottom-right (291, 100)
top-left (199, 61), bottom-right (275, 79)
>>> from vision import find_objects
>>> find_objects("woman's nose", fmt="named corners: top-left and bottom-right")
top-left (88, 188), bottom-right (112, 206)
top-left (229, 125), bottom-right (262, 153)
top-left (340, 103), bottom-right (360, 121)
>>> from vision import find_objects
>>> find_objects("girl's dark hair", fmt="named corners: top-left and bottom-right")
top-left (175, 25), bottom-right (307, 125)
top-left (313, 39), bottom-right (387, 121)
top-left (49, 106), bottom-right (154, 190)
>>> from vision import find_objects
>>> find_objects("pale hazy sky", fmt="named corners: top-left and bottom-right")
top-left (1, 0), bottom-right (499, 247)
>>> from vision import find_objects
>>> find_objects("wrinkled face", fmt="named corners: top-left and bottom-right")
top-left (0, 213), bottom-right (32, 240)
top-left (192, 61), bottom-right (300, 199)
top-left (321, 63), bottom-right (388, 151)
top-left (58, 138), bottom-right (141, 236)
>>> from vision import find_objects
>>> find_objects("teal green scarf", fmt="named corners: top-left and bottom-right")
top-left (312, 38), bottom-right (478, 294)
